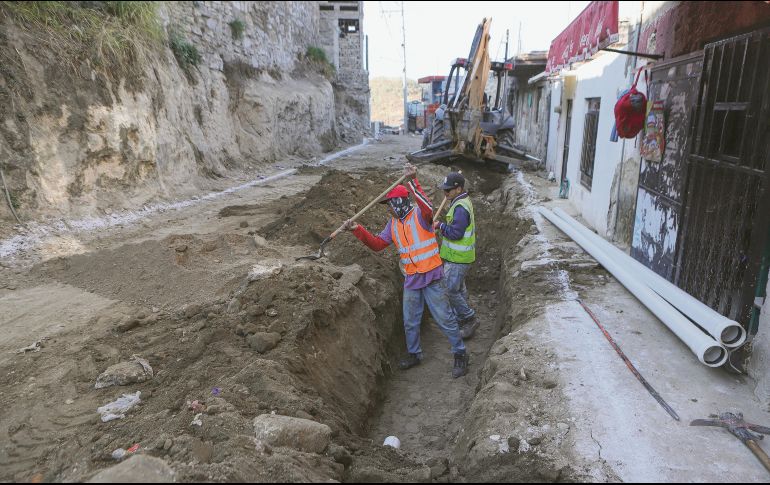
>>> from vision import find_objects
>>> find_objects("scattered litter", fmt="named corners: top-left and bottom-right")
top-left (247, 262), bottom-right (283, 281)
top-left (15, 338), bottom-right (48, 354)
top-left (97, 391), bottom-right (142, 422)
top-left (65, 399), bottom-right (74, 405)
top-left (520, 367), bottom-right (528, 381)
top-left (191, 413), bottom-right (203, 427)
top-left (266, 308), bottom-right (278, 317)
top-left (111, 444), bottom-right (140, 460)
top-left (188, 400), bottom-right (206, 413)
top-left (383, 436), bottom-right (401, 449)
top-left (548, 171), bottom-right (556, 181)
top-left (211, 387), bottom-right (222, 396)
top-left (489, 434), bottom-right (501, 441)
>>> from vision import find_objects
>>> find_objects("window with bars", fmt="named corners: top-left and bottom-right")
top-left (580, 98), bottom-right (601, 189)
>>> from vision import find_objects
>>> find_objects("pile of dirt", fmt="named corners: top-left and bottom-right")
top-left (260, 169), bottom-right (403, 278)
top-left (34, 233), bottom-right (279, 310)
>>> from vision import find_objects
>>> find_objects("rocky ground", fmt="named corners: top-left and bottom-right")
top-left (0, 135), bottom-right (613, 482)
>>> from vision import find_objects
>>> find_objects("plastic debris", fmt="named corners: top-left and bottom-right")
top-left (383, 436), bottom-right (401, 449)
top-left (211, 387), bottom-right (222, 396)
top-left (97, 391), bottom-right (142, 422)
top-left (15, 338), bottom-right (47, 354)
top-left (191, 413), bottom-right (203, 427)
top-left (188, 400), bottom-right (206, 413)
top-left (111, 443), bottom-right (140, 460)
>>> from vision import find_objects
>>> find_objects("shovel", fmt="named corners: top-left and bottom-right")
top-left (297, 173), bottom-right (409, 261)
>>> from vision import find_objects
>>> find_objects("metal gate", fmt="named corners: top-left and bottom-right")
top-left (675, 28), bottom-right (770, 329)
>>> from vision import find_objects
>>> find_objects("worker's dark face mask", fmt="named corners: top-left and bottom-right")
top-left (388, 197), bottom-right (412, 220)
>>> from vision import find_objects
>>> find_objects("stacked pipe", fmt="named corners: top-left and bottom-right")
top-left (551, 208), bottom-right (746, 349)
top-left (538, 207), bottom-right (729, 367)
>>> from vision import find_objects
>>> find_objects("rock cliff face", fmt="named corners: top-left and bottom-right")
top-left (0, 2), bottom-right (364, 222)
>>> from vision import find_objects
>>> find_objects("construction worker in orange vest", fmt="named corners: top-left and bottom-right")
top-left (343, 164), bottom-right (469, 378)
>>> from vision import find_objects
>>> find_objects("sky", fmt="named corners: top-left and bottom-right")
top-left (364, 1), bottom-right (591, 80)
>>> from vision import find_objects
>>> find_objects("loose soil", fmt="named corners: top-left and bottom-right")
top-left (0, 137), bottom-right (580, 483)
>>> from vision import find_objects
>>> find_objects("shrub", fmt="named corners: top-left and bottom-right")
top-left (305, 46), bottom-right (335, 79)
top-left (228, 18), bottom-right (245, 40)
top-left (170, 31), bottom-right (201, 69)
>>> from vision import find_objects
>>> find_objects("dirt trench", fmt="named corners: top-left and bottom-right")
top-left (0, 159), bottom-right (540, 483)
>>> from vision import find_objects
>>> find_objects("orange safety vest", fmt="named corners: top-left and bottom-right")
top-left (390, 208), bottom-right (443, 275)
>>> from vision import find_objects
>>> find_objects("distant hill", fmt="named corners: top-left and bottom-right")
top-left (369, 77), bottom-right (421, 127)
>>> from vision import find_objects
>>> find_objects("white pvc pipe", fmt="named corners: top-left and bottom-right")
top-left (538, 207), bottom-right (728, 367)
top-left (551, 208), bottom-right (747, 348)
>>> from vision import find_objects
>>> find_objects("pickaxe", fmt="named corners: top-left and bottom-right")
top-left (691, 412), bottom-right (770, 473)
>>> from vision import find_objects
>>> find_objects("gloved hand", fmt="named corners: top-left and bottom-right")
top-left (404, 163), bottom-right (417, 179)
top-left (432, 220), bottom-right (442, 232)
top-left (342, 219), bottom-right (359, 231)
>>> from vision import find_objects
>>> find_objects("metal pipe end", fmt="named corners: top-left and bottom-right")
top-left (703, 345), bottom-right (728, 367)
top-left (721, 325), bottom-right (747, 348)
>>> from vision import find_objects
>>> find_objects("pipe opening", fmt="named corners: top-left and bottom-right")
top-left (703, 346), bottom-right (727, 366)
top-left (721, 326), bottom-right (745, 346)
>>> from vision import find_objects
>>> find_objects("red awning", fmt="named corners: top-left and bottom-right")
top-left (546, 0), bottom-right (620, 74)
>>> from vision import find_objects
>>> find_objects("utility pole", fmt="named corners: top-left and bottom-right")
top-left (517, 21), bottom-right (522, 56)
top-left (401, 1), bottom-right (408, 135)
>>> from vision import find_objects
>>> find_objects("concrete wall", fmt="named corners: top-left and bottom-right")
top-left (750, 281), bottom-right (770, 410)
top-left (639, 1), bottom-right (770, 58)
top-left (561, 50), bottom-right (643, 237)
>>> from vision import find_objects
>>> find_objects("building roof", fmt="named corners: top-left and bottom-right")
top-left (418, 76), bottom-right (447, 83)
top-left (507, 51), bottom-right (548, 79)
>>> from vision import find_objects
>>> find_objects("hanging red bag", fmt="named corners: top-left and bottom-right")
top-left (614, 68), bottom-right (647, 138)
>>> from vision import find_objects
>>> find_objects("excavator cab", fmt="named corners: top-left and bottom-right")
top-left (408, 19), bottom-right (523, 165)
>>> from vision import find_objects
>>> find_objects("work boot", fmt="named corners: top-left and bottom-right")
top-left (399, 353), bottom-right (422, 370)
top-left (460, 316), bottom-right (479, 339)
top-left (452, 352), bottom-right (469, 378)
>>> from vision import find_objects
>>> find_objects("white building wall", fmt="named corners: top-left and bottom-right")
top-left (563, 51), bottom-right (646, 236)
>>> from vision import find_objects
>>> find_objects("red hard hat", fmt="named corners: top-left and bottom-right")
top-left (379, 184), bottom-right (409, 203)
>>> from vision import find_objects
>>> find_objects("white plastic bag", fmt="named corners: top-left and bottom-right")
top-left (97, 391), bottom-right (142, 422)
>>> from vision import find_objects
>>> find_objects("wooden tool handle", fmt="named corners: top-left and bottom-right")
top-left (434, 197), bottom-right (449, 218)
top-left (746, 440), bottom-right (770, 474)
top-left (329, 173), bottom-right (409, 239)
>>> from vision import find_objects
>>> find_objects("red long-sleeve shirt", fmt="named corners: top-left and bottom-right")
top-left (352, 178), bottom-right (443, 289)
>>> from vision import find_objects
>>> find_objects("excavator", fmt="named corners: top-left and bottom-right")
top-left (407, 18), bottom-right (526, 166)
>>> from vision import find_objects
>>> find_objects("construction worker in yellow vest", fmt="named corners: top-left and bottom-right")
top-left (433, 172), bottom-right (478, 339)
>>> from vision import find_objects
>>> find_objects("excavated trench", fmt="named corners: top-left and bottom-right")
top-left (0, 164), bottom-right (531, 483)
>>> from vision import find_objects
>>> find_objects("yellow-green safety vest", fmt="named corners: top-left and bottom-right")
top-left (439, 197), bottom-right (476, 264)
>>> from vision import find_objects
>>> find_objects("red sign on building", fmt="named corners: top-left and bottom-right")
top-left (546, 0), bottom-right (620, 74)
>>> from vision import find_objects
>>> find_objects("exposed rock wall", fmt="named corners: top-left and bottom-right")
top-left (0, 2), bottom-right (353, 222)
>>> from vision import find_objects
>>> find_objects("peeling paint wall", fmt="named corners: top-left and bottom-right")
top-left (629, 52), bottom-right (702, 280)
